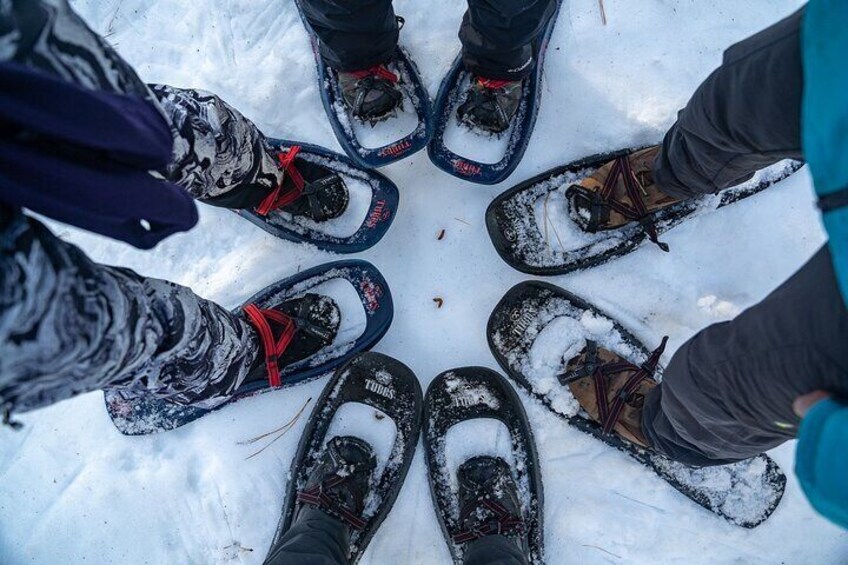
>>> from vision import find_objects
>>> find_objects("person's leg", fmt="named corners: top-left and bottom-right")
top-left (298, 0), bottom-right (398, 71)
top-left (643, 245), bottom-right (848, 466)
top-left (654, 7), bottom-right (804, 200)
top-left (459, 0), bottom-right (558, 80)
top-left (0, 204), bottom-right (258, 419)
top-left (463, 534), bottom-right (528, 565)
top-left (263, 507), bottom-right (349, 565)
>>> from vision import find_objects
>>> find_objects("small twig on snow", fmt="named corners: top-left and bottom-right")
top-left (598, 0), bottom-right (608, 25)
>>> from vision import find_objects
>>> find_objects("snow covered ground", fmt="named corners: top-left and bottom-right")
top-left (2, 0), bottom-right (847, 563)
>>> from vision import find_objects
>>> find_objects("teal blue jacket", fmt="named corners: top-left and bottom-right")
top-left (797, 0), bottom-right (848, 529)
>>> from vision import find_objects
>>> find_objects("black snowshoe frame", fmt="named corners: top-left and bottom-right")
top-left (272, 352), bottom-right (423, 564)
top-left (486, 147), bottom-right (804, 274)
top-left (424, 367), bottom-right (544, 564)
top-left (104, 260), bottom-right (394, 435)
top-left (487, 280), bottom-right (786, 528)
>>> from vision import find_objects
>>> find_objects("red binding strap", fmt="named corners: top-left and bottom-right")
top-left (477, 78), bottom-right (514, 90)
top-left (349, 64), bottom-right (399, 83)
top-left (243, 304), bottom-right (297, 387)
top-left (255, 146), bottom-right (306, 217)
top-left (452, 498), bottom-right (525, 544)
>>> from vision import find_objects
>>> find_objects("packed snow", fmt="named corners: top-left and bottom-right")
top-left (1, 0), bottom-right (846, 563)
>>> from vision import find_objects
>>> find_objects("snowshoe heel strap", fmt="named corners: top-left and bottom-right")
top-left (296, 475), bottom-right (368, 530)
top-left (244, 304), bottom-right (297, 387)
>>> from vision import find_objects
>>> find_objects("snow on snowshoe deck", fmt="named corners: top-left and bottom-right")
top-left (424, 368), bottom-right (544, 564)
top-left (272, 352), bottom-right (423, 564)
top-left (427, 0), bottom-right (563, 185)
top-left (486, 148), bottom-right (803, 274)
top-left (486, 280), bottom-right (786, 528)
top-left (295, 1), bottom-right (432, 169)
top-left (235, 139), bottom-right (398, 253)
top-left (104, 260), bottom-right (393, 435)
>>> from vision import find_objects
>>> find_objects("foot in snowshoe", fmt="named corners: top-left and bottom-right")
top-left (243, 292), bottom-right (341, 387)
top-left (566, 146), bottom-right (682, 251)
top-left (452, 456), bottom-right (528, 551)
top-left (456, 77), bottom-right (523, 135)
top-left (338, 64), bottom-right (404, 124)
top-left (293, 436), bottom-right (377, 531)
top-left (257, 146), bottom-right (349, 222)
top-left (561, 337), bottom-right (668, 447)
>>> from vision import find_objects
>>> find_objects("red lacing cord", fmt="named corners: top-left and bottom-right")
top-left (244, 304), bottom-right (297, 387)
top-left (477, 77), bottom-right (515, 89)
top-left (452, 498), bottom-right (525, 544)
top-left (349, 64), bottom-right (399, 83)
top-left (296, 474), bottom-right (368, 530)
top-left (255, 146), bottom-right (306, 217)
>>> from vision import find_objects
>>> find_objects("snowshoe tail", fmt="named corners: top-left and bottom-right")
top-left (486, 280), bottom-right (786, 527)
top-left (427, 0), bottom-right (564, 185)
top-left (234, 139), bottom-right (398, 253)
top-left (271, 352), bottom-right (423, 564)
top-left (423, 367), bottom-right (544, 564)
top-left (104, 260), bottom-right (394, 435)
top-left (486, 148), bottom-right (804, 275)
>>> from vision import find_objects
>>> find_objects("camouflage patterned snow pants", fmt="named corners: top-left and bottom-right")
top-left (0, 0), bottom-right (284, 420)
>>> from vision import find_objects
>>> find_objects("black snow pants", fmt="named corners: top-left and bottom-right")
top-left (298, 0), bottom-right (557, 80)
top-left (643, 6), bottom-right (848, 466)
top-left (0, 1), bottom-right (287, 418)
top-left (264, 507), bottom-right (529, 565)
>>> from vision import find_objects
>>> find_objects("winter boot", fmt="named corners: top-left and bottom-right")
top-left (243, 293), bottom-right (341, 387)
top-left (339, 64), bottom-right (404, 124)
top-left (566, 146), bottom-right (682, 250)
top-left (204, 145), bottom-right (349, 222)
top-left (452, 456), bottom-right (528, 551)
top-left (561, 337), bottom-right (668, 447)
top-left (457, 77), bottom-right (523, 134)
top-left (293, 436), bottom-right (377, 531)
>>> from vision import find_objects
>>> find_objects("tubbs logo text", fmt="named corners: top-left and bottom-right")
top-left (359, 277), bottom-right (383, 313)
top-left (378, 139), bottom-right (412, 158)
top-left (452, 159), bottom-right (482, 177)
top-left (365, 379), bottom-right (395, 399)
top-left (365, 199), bottom-right (391, 228)
top-left (452, 392), bottom-right (483, 408)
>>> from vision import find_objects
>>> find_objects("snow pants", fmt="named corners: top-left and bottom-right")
top-left (644, 6), bottom-right (848, 466)
top-left (264, 507), bottom-right (529, 565)
top-left (298, 0), bottom-right (558, 80)
top-left (0, 0), bottom-right (286, 419)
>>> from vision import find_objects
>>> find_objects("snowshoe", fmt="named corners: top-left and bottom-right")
top-left (339, 65), bottom-right (404, 123)
top-left (456, 78), bottom-right (523, 135)
top-left (104, 260), bottom-right (394, 435)
top-left (269, 352), bottom-right (423, 564)
top-left (427, 0), bottom-right (563, 185)
top-left (424, 367), bottom-right (544, 564)
top-left (230, 139), bottom-right (398, 254)
top-left (296, 3), bottom-right (433, 168)
top-left (486, 280), bottom-right (787, 528)
top-left (486, 146), bottom-right (803, 275)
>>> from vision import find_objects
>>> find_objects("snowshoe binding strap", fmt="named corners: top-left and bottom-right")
top-left (560, 336), bottom-right (668, 436)
top-left (452, 497), bottom-right (525, 544)
top-left (244, 304), bottom-right (297, 387)
top-left (296, 474), bottom-right (368, 530)
top-left (256, 146), bottom-right (306, 217)
top-left (585, 155), bottom-right (670, 252)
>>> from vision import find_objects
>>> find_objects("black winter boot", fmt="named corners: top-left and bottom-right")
top-left (457, 77), bottom-right (523, 134)
top-left (294, 436), bottom-right (377, 530)
top-left (339, 65), bottom-right (404, 124)
top-left (452, 456), bottom-right (528, 551)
